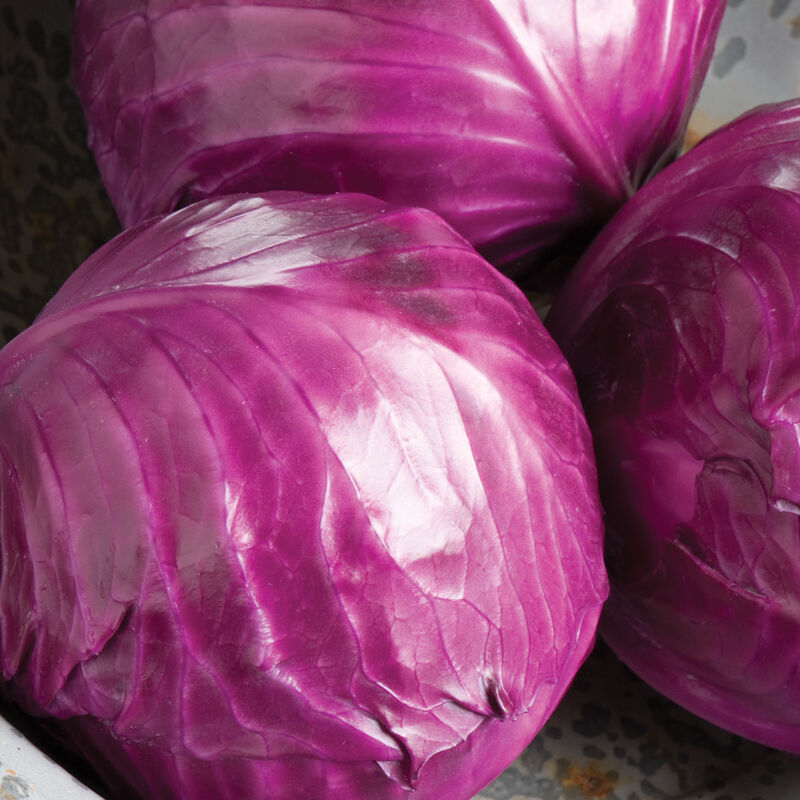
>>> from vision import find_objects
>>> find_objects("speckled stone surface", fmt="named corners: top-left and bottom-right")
top-left (2, 2), bottom-right (800, 799)
top-left (477, 641), bottom-right (800, 800)
top-left (0, 0), bottom-right (118, 346)
top-left (686, 0), bottom-right (800, 147)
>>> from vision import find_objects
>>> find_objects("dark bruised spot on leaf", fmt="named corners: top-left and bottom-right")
top-left (347, 252), bottom-right (434, 290)
top-left (391, 292), bottom-right (453, 328)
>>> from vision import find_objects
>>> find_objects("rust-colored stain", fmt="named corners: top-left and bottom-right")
top-left (788, 14), bottom-right (800, 38)
top-left (561, 761), bottom-right (616, 799)
top-left (682, 126), bottom-right (704, 151)
top-left (682, 109), bottom-right (715, 153)
top-left (28, 211), bottom-right (54, 241)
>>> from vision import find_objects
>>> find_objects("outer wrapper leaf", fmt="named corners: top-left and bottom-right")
top-left (548, 100), bottom-right (800, 753)
top-left (71, 0), bottom-right (724, 278)
top-left (0, 192), bottom-right (606, 799)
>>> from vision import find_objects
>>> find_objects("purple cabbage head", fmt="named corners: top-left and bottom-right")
top-left (548, 100), bottom-right (800, 752)
top-left (0, 192), bottom-right (607, 799)
top-left (71, 0), bottom-right (724, 278)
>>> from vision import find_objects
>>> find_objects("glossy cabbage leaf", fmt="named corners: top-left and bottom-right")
top-left (0, 192), bottom-right (607, 799)
top-left (71, 0), bottom-right (724, 278)
top-left (548, 100), bottom-right (800, 752)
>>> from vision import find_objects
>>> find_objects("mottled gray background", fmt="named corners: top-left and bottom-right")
top-left (686, 0), bottom-right (800, 147)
